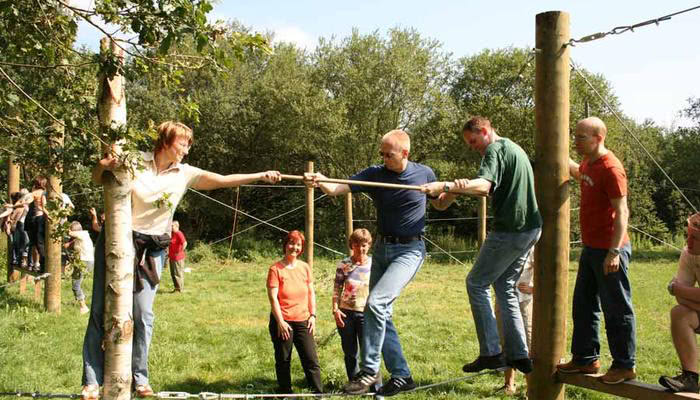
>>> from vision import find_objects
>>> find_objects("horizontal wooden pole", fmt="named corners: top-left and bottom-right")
top-left (557, 372), bottom-right (700, 399)
top-left (281, 174), bottom-right (425, 191)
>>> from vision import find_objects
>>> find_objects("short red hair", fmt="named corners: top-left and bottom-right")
top-left (283, 230), bottom-right (306, 255)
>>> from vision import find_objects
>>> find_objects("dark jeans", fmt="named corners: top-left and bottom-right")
top-left (571, 243), bottom-right (636, 369)
top-left (268, 314), bottom-right (323, 393)
top-left (10, 221), bottom-right (28, 265)
top-left (338, 309), bottom-right (381, 390)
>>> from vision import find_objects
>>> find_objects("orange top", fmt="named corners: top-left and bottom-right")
top-left (267, 260), bottom-right (313, 322)
top-left (579, 152), bottom-right (630, 249)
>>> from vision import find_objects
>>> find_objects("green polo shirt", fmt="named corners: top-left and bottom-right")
top-left (477, 138), bottom-right (542, 233)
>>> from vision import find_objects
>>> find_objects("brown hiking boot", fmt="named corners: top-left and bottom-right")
top-left (598, 367), bottom-right (636, 384)
top-left (556, 359), bottom-right (601, 374)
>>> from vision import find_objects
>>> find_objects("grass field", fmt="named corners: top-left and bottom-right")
top-left (0, 242), bottom-right (685, 399)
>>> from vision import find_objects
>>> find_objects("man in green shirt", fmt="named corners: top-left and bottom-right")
top-left (424, 116), bottom-right (542, 374)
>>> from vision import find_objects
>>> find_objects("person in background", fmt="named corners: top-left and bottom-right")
top-left (267, 230), bottom-right (323, 395)
top-left (88, 207), bottom-right (104, 234)
top-left (496, 250), bottom-right (535, 395)
top-left (66, 221), bottom-right (95, 314)
top-left (168, 220), bottom-right (187, 293)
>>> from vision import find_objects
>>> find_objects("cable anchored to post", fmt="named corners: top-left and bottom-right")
top-left (565, 5), bottom-right (700, 47)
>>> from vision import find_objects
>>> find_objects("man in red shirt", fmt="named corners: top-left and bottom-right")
top-left (557, 117), bottom-right (636, 384)
top-left (168, 220), bottom-right (188, 292)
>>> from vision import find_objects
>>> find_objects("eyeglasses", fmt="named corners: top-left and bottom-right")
top-left (379, 151), bottom-right (396, 159)
top-left (573, 135), bottom-right (592, 142)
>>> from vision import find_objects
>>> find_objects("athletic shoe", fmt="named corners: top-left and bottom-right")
top-left (659, 372), bottom-right (700, 393)
top-left (509, 358), bottom-right (534, 374)
top-left (462, 353), bottom-right (506, 373)
top-left (556, 359), bottom-right (601, 374)
top-left (376, 376), bottom-right (416, 396)
top-left (597, 368), bottom-right (636, 384)
top-left (344, 370), bottom-right (381, 394)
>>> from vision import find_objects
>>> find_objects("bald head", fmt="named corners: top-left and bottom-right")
top-left (577, 117), bottom-right (607, 139)
top-left (382, 129), bottom-right (411, 153)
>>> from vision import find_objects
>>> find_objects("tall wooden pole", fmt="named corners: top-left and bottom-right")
top-left (344, 193), bottom-right (353, 253)
top-left (530, 11), bottom-right (570, 400)
top-left (98, 37), bottom-right (133, 400)
top-left (305, 162), bottom-right (314, 269)
top-left (227, 186), bottom-right (241, 260)
top-left (477, 197), bottom-right (487, 247)
top-left (44, 123), bottom-right (64, 313)
top-left (7, 157), bottom-right (20, 282)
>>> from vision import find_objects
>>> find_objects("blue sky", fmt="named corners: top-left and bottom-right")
top-left (75, 1), bottom-right (700, 128)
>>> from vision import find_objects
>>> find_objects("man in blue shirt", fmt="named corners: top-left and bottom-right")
top-left (305, 129), bottom-right (442, 396)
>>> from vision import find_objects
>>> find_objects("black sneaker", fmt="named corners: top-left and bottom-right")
top-left (509, 358), bottom-right (534, 374)
top-left (376, 376), bottom-right (417, 397)
top-left (462, 353), bottom-right (506, 373)
top-left (659, 373), bottom-right (700, 393)
top-left (344, 370), bottom-right (380, 394)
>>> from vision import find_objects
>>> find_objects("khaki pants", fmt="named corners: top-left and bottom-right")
top-left (169, 258), bottom-right (185, 291)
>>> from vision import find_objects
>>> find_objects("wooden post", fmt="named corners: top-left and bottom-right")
top-left (344, 193), bottom-right (353, 253)
top-left (477, 197), bottom-right (487, 247)
top-left (7, 157), bottom-right (20, 283)
top-left (305, 161), bottom-right (314, 269)
top-left (98, 37), bottom-right (133, 400)
top-left (530, 11), bottom-right (570, 400)
top-left (44, 123), bottom-right (64, 313)
top-left (227, 186), bottom-right (241, 260)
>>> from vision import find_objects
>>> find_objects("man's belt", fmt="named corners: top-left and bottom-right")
top-left (379, 235), bottom-right (422, 244)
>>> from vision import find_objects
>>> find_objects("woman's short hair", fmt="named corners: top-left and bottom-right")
top-left (32, 176), bottom-right (47, 190)
top-left (283, 230), bottom-right (306, 255)
top-left (70, 221), bottom-right (82, 231)
top-left (154, 121), bottom-right (193, 154)
top-left (348, 228), bottom-right (372, 248)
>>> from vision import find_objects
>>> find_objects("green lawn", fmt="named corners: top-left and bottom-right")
top-left (0, 245), bottom-right (684, 399)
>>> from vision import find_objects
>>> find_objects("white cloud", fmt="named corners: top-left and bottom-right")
top-left (270, 25), bottom-right (317, 50)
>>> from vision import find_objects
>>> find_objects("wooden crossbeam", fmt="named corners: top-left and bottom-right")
top-left (557, 371), bottom-right (700, 399)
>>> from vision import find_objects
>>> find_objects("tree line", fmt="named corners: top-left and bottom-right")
top-left (2, 13), bottom-right (699, 252)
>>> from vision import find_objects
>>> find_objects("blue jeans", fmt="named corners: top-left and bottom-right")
top-left (467, 228), bottom-right (541, 360)
top-left (82, 233), bottom-right (165, 386)
top-left (361, 240), bottom-right (425, 378)
top-left (571, 243), bottom-right (636, 369)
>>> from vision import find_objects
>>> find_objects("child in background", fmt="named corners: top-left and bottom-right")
top-left (496, 249), bottom-right (535, 395)
top-left (67, 221), bottom-right (95, 314)
top-left (332, 228), bottom-right (381, 392)
top-left (168, 220), bottom-right (187, 293)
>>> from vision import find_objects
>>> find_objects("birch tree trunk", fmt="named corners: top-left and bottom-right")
top-left (44, 123), bottom-right (63, 313)
top-left (98, 37), bottom-right (133, 400)
top-left (7, 157), bottom-right (20, 283)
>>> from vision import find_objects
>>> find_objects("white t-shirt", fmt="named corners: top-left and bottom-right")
top-left (69, 230), bottom-right (95, 262)
top-left (131, 152), bottom-right (204, 235)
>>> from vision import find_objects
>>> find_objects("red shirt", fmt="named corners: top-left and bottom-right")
top-left (579, 152), bottom-right (630, 249)
top-left (267, 261), bottom-right (313, 322)
top-left (168, 230), bottom-right (186, 261)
